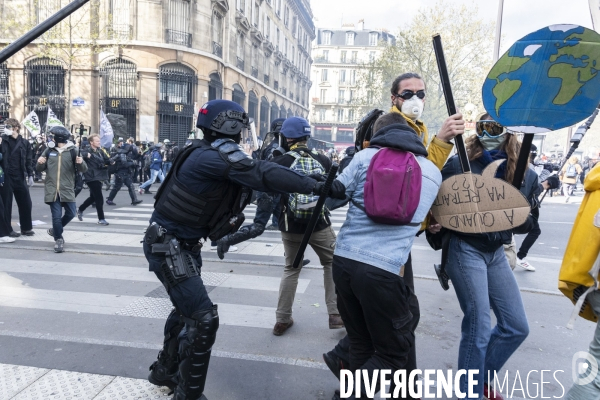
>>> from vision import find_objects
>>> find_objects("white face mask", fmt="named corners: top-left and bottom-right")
top-left (4, 127), bottom-right (12, 136)
top-left (401, 97), bottom-right (424, 121)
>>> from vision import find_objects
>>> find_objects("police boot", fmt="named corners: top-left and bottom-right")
top-left (148, 314), bottom-right (184, 390)
top-left (129, 185), bottom-right (143, 205)
top-left (173, 305), bottom-right (219, 400)
top-left (216, 224), bottom-right (265, 259)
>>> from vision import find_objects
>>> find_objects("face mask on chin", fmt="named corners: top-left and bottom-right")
top-left (401, 97), bottom-right (424, 121)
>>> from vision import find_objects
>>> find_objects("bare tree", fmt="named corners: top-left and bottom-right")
top-left (354, 0), bottom-right (495, 133)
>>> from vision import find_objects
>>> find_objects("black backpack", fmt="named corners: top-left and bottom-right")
top-left (354, 109), bottom-right (384, 150)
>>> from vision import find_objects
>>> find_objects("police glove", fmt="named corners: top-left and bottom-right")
top-left (308, 173), bottom-right (326, 182)
top-left (216, 238), bottom-right (230, 260)
top-left (313, 179), bottom-right (346, 199)
top-left (543, 175), bottom-right (560, 190)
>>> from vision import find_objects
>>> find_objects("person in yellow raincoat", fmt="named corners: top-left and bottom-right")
top-left (560, 163), bottom-right (600, 399)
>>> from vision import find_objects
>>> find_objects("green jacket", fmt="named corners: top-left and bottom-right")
top-left (36, 143), bottom-right (88, 203)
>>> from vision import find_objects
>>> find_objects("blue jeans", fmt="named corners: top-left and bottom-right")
top-left (567, 290), bottom-right (600, 399)
top-left (163, 161), bottom-right (173, 177)
top-left (48, 195), bottom-right (77, 240)
top-left (445, 235), bottom-right (529, 399)
top-left (140, 168), bottom-right (165, 190)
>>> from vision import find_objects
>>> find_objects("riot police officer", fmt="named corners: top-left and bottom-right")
top-left (105, 137), bottom-right (142, 206)
top-left (144, 100), bottom-right (323, 400)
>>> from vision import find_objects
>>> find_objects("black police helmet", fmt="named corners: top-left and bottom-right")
top-left (280, 117), bottom-right (311, 140)
top-left (49, 126), bottom-right (70, 144)
top-left (196, 100), bottom-right (249, 136)
top-left (270, 118), bottom-right (286, 134)
top-left (345, 146), bottom-right (356, 156)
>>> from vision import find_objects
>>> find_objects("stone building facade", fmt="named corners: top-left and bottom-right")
top-left (0, 0), bottom-right (314, 146)
top-left (309, 21), bottom-right (394, 150)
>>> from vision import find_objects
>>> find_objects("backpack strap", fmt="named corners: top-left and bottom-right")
top-left (350, 198), bottom-right (421, 227)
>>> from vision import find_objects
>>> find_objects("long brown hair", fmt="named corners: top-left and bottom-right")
top-left (466, 114), bottom-right (521, 184)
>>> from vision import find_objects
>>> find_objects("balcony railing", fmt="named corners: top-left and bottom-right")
top-left (314, 56), bottom-right (328, 63)
top-left (108, 24), bottom-right (133, 40)
top-left (251, 67), bottom-right (258, 78)
top-left (264, 74), bottom-right (270, 85)
top-left (212, 41), bottom-right (223, 58)
top-left (236, 57), bottom-right (245, 71)
top-left (166, 29), bottom-right (192, 47)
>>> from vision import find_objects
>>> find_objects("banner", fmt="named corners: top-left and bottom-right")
top-left (99, 110), bottom-right (114, 148)
top-left (46, 107), bottom-right (64, 128)
top-left (21, 111), bottom-right (41, 137)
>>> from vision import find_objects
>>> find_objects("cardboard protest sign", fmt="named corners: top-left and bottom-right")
top-left (431, 160), bottom-right (531, 233)
top-left (22, 111), bottom-right (41, 136)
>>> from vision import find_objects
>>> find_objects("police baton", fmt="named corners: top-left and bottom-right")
top-left (292, 164), bottom-right (339, 269)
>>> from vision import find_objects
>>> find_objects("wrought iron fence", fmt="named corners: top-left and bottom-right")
top-left (166, 29), bottom-right (192, 47)
top-left (157, 63), bottom-right (196, 147)
top-left (212, 41), bottom-right (223, 58)
top-left (0, 63), bottom-right (9, 120)
top-left (100, 58), bottom-right (138, 139)
top-left (25, 58), bottom-right (66, 129)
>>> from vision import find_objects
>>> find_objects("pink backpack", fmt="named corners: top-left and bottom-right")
top-left (354, 147), bottom-right (422, 226)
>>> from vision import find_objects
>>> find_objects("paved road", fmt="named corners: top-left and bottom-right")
top-left (0, 185), bottom-right (594, 399)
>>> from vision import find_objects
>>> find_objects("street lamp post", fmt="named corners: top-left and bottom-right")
top-left (493, 0), bottom-right (505, 62)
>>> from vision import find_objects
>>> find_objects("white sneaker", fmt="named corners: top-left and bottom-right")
top-left (517, 258), bottom-right (536, 271)
top-left (0, 236), bottom-right (16, 243)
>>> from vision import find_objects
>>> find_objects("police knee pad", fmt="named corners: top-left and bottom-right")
top-left (257, 193), bottom-right (274, 213)
top-left (187, 305), bottom-right (219, 352)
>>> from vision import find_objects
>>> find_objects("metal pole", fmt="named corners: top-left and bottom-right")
top-left (0, 0), bottom-right (90, 64)
top-left (493, 0), bottom-right (505, 62)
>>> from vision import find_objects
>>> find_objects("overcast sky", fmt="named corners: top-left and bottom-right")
top-left (311, 0), bottom-right (594, 54)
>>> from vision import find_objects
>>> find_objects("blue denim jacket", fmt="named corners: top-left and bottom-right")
top-left (334, 124), bottom-right (442, 275)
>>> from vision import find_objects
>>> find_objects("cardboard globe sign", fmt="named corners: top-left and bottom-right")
top-left (482, 24), bottom-right (600, 133)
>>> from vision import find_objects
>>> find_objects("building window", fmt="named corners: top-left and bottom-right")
top-left (25, 58), bottom-right (66, 129)
top-left (158, 63), bottom-right (196, 147)
top-left (166, 0), bottom-right (192, 47)
top-left (237, 0), bottom-right (246, 13)
top-left (284, 6), bottom-right (289, 26)
top-left (323, 50), bottom-right (329, 62)
top-left (337, 109), bottom-right (344, 122)
top-left (37, 0), bottom-right (60, 25)
top-left (339, 70), bottom-right (346, 84)
top-left (340, 51), bottom-right (347, 63)
top-left (99, 58), bottom-right (138, 139)
top-left (284, 38), bottom-right (288, 56)
top-left (320, 89), bottom-right (327, 102)
top-left (209, 73), bottom-right (223, 100)
top-left (338, 90), bottom-right (345, 102)
top-left (322, 31), bottom-right (331, 45)
top-left (292, 16), bottom-right (297, 37)
top-left (348, 109), bottom-right (355, 122)
top-left (266, 16), bottom-right (271, 38)
top-left (369, 32), bottom-right (379, 46)
top-left (109, 0), bottom-right (132, 39)
top-left (369, 51), bottom-right (376, 62)
top-left (276, 0), bottom-right (281, 16)
top-left (346, 32), bottom-right (354, 46)
top-left (321, 69), bottom-right (328, 82)
top-left (232, 84), bottom-right (245, 106)
top-left (319, 109), bottom-right (326, 121)
top-left (351, 51), bottom-right (358, 63)
top-left (349, 90), bottom-right (355, 102)
top-left (349, 70), bottom-right (356, 85)
top-left (212, 11), bottom-right (223, 57)
top-left (253, 2), bottom-right (260, 27)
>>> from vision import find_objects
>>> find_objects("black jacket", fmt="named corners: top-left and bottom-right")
top-left (82, 146), bottom-right (111, 182)
top-left (0, 134), bottom-right (33, 178)
top-left (272, 146), bottom-right (332, 234)
top-left (441, 154), bottom-right (540, 252)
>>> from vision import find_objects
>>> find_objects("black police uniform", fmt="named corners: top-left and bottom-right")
top-left (144, 100), bottom-right (318, 400)
top-left (107, 143), bottom-right (141, 205)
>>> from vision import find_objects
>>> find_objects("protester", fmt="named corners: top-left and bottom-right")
top-left (436, 114), bottom-right (557, 399)
top-left (0, 152), bottom-right (15, 243)
top-left (559, 163), bottom-right (600, 399)
top-left (324, 73), bottom-right (464, 399)
top-left (161, 138), bottom-right (179, 176)
top-left (561, 156), bottom-right (583, 202)
top-left (37, 126), bottom-right (88, 253)
top-left (0, 118), bottom-right (35, 237)
top-left (322, 112), bottom-right (441, 397)
top-left (337, 146), bottom-right (356, 174)
top-left (139, 143), bottom-right (164, 194)
top-left (33, 135), bottom-right (47, 182)
top-left (77, 134), bottom-right (112, 225)
top-left (138, 141), bottom-right (149, 182)
top-left (270, 117), bottom-right (343, 335)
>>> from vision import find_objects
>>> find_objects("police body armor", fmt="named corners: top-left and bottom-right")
top-left (154, 138), bottom-right (252, 242)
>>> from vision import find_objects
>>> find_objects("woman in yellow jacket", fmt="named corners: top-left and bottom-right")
top-left (560, 163), bottom-right (600, 399)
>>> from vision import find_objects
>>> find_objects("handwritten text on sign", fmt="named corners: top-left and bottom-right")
top-left (431, 160), bottom-right (531, 233)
